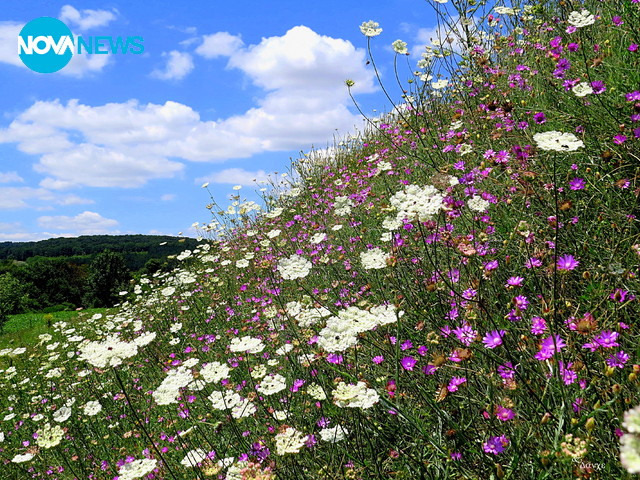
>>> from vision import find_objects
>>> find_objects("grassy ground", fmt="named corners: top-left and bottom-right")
top-left (0, 309), bottom-right (106, 350)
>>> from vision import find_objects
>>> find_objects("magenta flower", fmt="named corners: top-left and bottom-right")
top-left (495, 406), bottom-right (515, 421)
top-left (558, 361), bottom-right (577, 385)
top-left (372, 355), bottom-right (384, 364)
top-left (498, 362), bottom-right (516, 379)
top-left (483, 435), bottom-right (509, 455)
top-left (482, 330), bottom-right (506, 349)
top-left (525, 258), bottom-right (542, 269)
top-left (452, 323), bottom-right (478, 346)
top-left (568, 177), bottom-right (585, 190)
top-left (531, 316), bottom-right (547, 335)
top-left (606, 351), bottom-right (630, 368)
top-left (505, 276), bottom-right (524, 287)
top-left (613, 134), bottom-right (627, 145)
top-left (556, 254), bottom-right (579, 271)
top-left (447, 376), bottom-right (467, 392)
top-left (591, 80), bottom-right (606, 94)
top-left (400, 356), bottom-right (417, 371)
top-left (535, 334), bottom-right (566, 360)
top-left (533, 112), bottom-right (547, 124)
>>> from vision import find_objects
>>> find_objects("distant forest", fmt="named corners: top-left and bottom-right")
top-left (0, 235), bottom-right (201, 317)
top-left (0, 234), bottom-right (199, 271)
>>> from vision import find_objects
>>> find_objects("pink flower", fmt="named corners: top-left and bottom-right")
top-left (556, 254), bottom-right (579, 271)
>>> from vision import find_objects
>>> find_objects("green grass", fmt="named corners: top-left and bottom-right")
top-left (0, 309), bottom-right (106, 349)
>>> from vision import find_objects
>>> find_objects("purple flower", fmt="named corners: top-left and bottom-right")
top-left (531, 316), bottom-right (547, 335)
top-left (401, 356), bottom-right (417, 371)
top-left (447, 376), bottom-right (467, 392)
top-left (626, 91), bottom-right (640, 102)
top-left (495, 406), bottom-right (515, 421)
top-left (327, 354), bottom-right (343, 364)
top-left (483, 330), bottom-right (505, 349)
top-left (533, 112), bottom-right (547, 124)
top-left (372, 355), bottom-right (384, 364)
top-left (505, 276), bottom-right (524, 287)
top-left (613, 134), bottom-right (627, 145)
top-left (567, 42), bottom-right (580, 52)
top-left (591, 81), bottom-right (606, 94)
top-left (556, 254), bottom-right (579, 271)
top-left (612, 16), bottom-right (624, 26)
top-left (452, 323), bottom-right (478, 346)
top-left (498, 362), bottom-right (516, 379)
top-left (483, 435), bottom-right (509, 455)
top-left (594, 330), bottom-right (620, 348)
top-left (513, 295), bottom-right (529, 310)
top-left (606, 351), bottom-right (630, 368)
top-left (535, 334), bottom-right (565, 360)
top-left (568, 177), bottom-right (585, 190)
top-left (401, 340), bottom-right (413, 351)
top-left (525, 258), bottom-right (542, 269)
top-left (630, 44), bottom-right (639, 52)
top-left (558, 361), bottom-right (577, 385)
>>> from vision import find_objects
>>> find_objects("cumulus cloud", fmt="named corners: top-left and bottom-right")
top-left (0, 171), bottom-right (24, 183)
top-left (151, 50), bottom-right (194, 80)
top-left (199, 168), bottom-right (272, 187)
top-left (0, 22), bottom-right (25, 69)
top-left (0, 186), bottom-right (92, 210)
top-left (0, 26), bottom-right (375, 189)
top-left (37, 211), bottom-right (120, 234)
top-left (195, 32), bottom-right (244, 58)
top-left (59, 5), bottom-right (118, 31)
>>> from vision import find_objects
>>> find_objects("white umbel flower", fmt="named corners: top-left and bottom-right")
top-left (118, 458), bottom-right (158, 480)
top-left (568, 9), bottom-right (595, 28)
top-left (360, 20), bottom-right (382, 37)
top-left (533, 131), bottom-right (584, 152)
top-left (333, 381), bottom-right (380, 409)
top-left (360, 247), bottom-right (390, 270)
top-left (467, 195), bottom-right (490, 212)
top-left (277, 255), bottom-right (312, 280)
top-left (274, 427), bottom-right (308, 455)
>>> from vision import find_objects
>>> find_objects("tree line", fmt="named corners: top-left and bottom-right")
top-left (0, 235), bottom-right (199, 328)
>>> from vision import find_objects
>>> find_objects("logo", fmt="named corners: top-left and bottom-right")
top-left (18, 16), bottom-right (144, 74)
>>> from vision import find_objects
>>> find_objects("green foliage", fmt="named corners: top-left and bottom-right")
top-left (83, 251), bottom-right (131, 308)
top-left (0, 273), bottom-right (28, 330)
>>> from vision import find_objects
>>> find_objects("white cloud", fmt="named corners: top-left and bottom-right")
top-left (37, 211), bottom-right (119, 234)
top-left (151, 50), bottom-right (194, 80)
top-left (0, 186), bottom-right (92, 210)
top-left (0, 22), bottom-right (26, 69)
top-left (199, 168), bottom-right (272, 187)
top-left (195, 32), bottom-right (244, 58)
top-left (59, 5), bottom-right (118, 31)
top-left (413, 16), bottom-right (481, 57)
top-left (61, 48), bottom-right (111, 77)
top-left (160, 193), bottom-right (176, 201)
top-left (0, 26), bottom-right (375, 189)
top-left (0, 171), bottom-right (24, 183)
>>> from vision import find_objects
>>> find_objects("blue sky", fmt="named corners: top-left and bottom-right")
top-left (0, 1), bottom-right (444, 241)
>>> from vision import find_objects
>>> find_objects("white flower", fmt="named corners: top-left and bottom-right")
top-left (181, 448), bottom-right (208, 467)
top-left (310, 233), bottom-right (327, 244)
top-left (333, 381), bottom-right (380, 409)
top-left (467, 195), bottom-right (490, 212)
top-left (11, 453), bottom-right (34, 463)
top-left (209, 390), bottom-right (242, 410)
top-left (118, 458), bottom-right (158, 480)
top-left (572, 82), bottom-right (593, 97)
top-left (36, 423), bottom-right (64, 449)
top-left (257, 374), bottom-right (287, 396)
top-left (265, 207), bottom-right (283, 218)
top-left (621, 434), bottom-right (640, 473)
top-left (229, 336), bottom-right (265, 354)
top-left (333, 196), bottom-right (353, 216)
top-left (251, 364), bottom-right (267, 379)
top-left (267, 229), bottom-right (281, 239)
top-left (231, 398), bottom-right (256, 419)
top-left (236, 259), bottom-right (250, 269)
top-left (152, 366), bottom-right (193, 405)
top-left (161, 286), bottom-right (175, 297)
top-left (568, 9), bottom-right (595, 28)
top-left (360, 248), bottom-right (390, 270)
top-left (533, 131), bottom-right (584, 152)
top-left (79, 335), bottom-right (139, 369)
top-left (53, 406), bottom-right (72, 423)
top-left (274, 427), bottom-right (308, 455)
top-left (307, 383), bottom-right (327, 400)
top-left (320, 425), bottom-right (349, 443)
top-left (433, 0), bottom-right (448, 3)
top-left (392, 39), bottom-right (408, 54)
top-left (200, 361), bottom-right (230, 384)
top-left (390, 184), bottom-right (444, 222)
top-left (133, 331), bottom-right (156, 348)
top-left (83, 400), bottom-right (102, 416)
top-left (624, 406), bottom-right (640, 434)
top-left (360, 20), bottom-right (382, 37)
top-left (277, 254), bottom-right (312, 280)
top-left (494, 6), bottom-right (518, 15)
top-left (431, 79), bottom-right (449, 89)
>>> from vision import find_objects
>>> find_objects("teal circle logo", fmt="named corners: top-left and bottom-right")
top-left (18, 17), bottom-right (73, 73)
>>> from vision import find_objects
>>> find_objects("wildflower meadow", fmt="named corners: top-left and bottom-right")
top-left (1, 0), bottom-right (640, 478)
